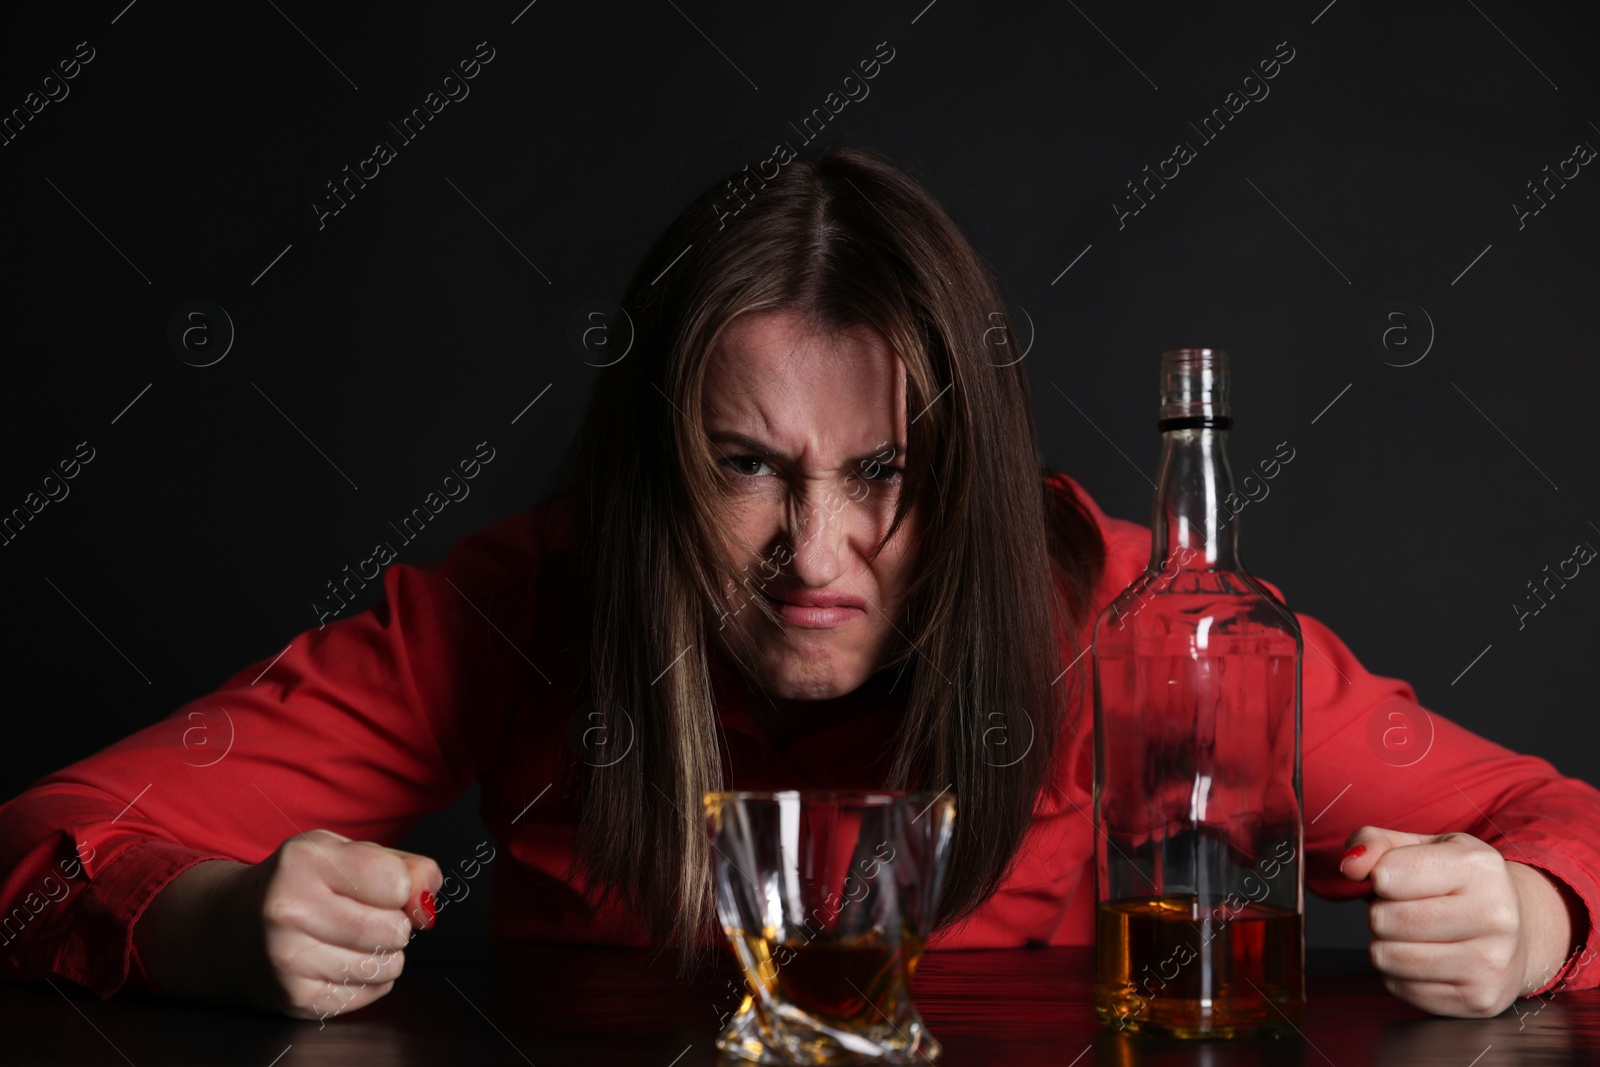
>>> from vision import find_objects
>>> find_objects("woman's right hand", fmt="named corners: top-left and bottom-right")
top-left (134, 829), bottom-right (443, 1020)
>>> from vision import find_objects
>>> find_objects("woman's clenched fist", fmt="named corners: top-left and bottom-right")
top-left (133, 829), bottom-right (442, 1019)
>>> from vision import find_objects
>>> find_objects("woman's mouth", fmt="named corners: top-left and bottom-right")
top-left (758, 588), bottom-right (867, 629)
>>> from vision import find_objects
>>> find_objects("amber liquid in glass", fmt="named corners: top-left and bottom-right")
top-left (734, 927), bottom-right (926, 1028)
top-left (1095, 894), bottom-right (1305, 1038)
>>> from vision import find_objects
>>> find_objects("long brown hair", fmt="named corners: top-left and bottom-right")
top-left (547, 145), bottom-right (1106, 961)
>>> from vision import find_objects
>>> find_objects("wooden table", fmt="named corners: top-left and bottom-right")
top-left (2, 945), bottom-right (1595, 1065)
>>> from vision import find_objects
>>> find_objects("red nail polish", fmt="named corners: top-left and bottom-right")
top-left (420, 889), bottom-right (437, 928)
top-left (1339, 845), bottom-right (1365, 871)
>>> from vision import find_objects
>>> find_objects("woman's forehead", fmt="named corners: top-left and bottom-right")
top-left (703, 311), bottom-right (906, 458)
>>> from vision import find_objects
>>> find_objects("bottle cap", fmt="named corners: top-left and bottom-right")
top-left (1158, 347), bottom-right (1232, 431)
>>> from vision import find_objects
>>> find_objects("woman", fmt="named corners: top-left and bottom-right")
top-left (0, 146), bottom-right (1594, 1025)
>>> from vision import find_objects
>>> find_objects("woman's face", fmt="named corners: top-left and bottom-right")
top-left (702, 309), bottom-right (920, 701)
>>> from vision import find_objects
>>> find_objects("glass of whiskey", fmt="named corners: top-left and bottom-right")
top-left (704, 789), bottom-right (956, 1064)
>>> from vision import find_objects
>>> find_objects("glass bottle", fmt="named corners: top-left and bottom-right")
top-left (1091, 347), bottom-right (1306, 1038)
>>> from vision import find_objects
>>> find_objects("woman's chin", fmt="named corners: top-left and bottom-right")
top-left (759, 658), bottom-right (869, 702)
top-left (715, 625), bottom-right (878, 700)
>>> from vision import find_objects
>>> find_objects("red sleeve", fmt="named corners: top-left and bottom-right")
top-left (0, 511), bottom-right (541, 999)
top-left (1295, 608), bottom-right (1600, 995)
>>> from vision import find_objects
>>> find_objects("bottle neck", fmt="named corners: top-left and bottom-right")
top-left (1150, 427), bottom-right (1242, 572)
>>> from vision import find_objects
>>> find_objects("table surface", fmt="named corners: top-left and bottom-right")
top-left (2, 945), bottom-right (1595, 1066)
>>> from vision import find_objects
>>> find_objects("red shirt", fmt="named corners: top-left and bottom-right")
top-left (2, 472), bottom-right (1597, 999)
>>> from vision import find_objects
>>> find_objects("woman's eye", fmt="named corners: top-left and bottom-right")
top-left (869, 466), bottom-right (905, 482)
top-left (723, 455), bottom-right (775, 478)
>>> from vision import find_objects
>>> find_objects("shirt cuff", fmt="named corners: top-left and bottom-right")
top-left (58, 838), bottom-right (239, 999)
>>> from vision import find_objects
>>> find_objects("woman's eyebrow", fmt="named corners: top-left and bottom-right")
top-left (707, 430), bottom-right (905, 466)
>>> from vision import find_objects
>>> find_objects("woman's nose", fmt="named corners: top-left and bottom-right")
top-left (783, 485), bottom-right (851, 583)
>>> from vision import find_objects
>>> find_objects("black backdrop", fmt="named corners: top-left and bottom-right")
top-left (3, 1), bottom-right (1596, 957)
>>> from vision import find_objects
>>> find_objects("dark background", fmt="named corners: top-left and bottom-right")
top-left (2, 0), bottom-right (1595, 957)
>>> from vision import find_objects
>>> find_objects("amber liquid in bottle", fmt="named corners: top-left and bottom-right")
top-left (1096, 896), bottom-right (1303, 1037)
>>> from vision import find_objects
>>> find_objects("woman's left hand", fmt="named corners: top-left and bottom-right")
top-left (1339, 826), bottom-right (1577, 1017)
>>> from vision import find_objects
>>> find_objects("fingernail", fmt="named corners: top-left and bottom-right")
top-left (1339, 845), bottom-right (1365, 874)
top-left (420, 889), bottom-right (437, 928)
